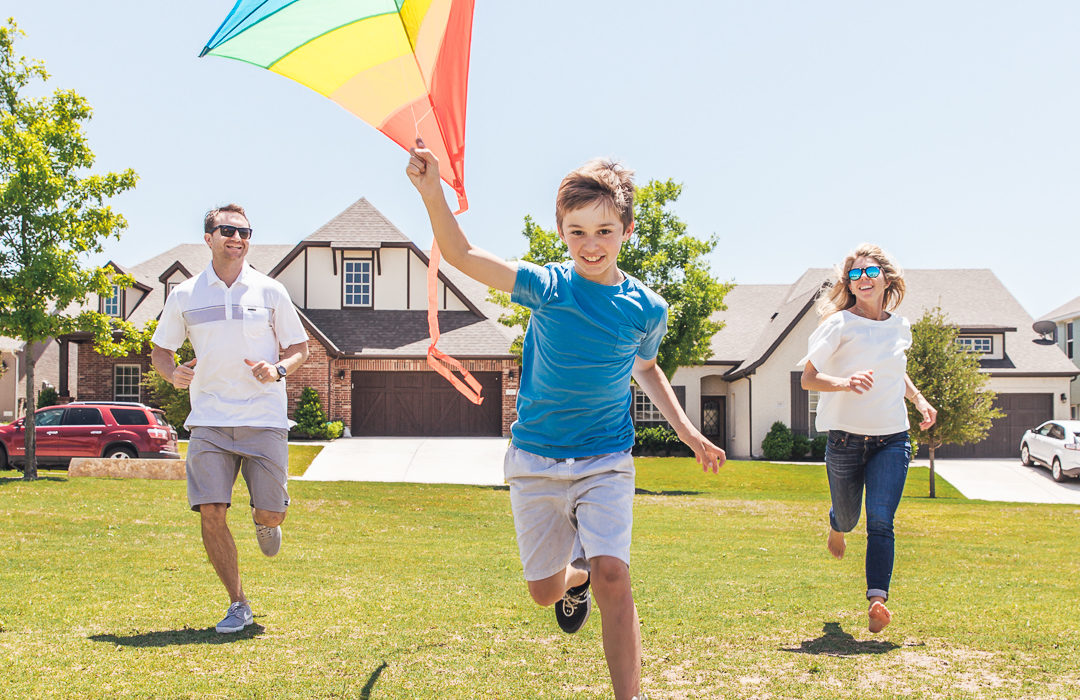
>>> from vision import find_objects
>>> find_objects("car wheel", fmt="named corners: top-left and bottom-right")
top-left (0, 444), bottom-right (7, 471)
top-left (104, 446), bottom-right (136, 460)
top-left (1052, 458), bottom-right (1065, 483)
top-left (1020, 444), bottom-right (1032, 466)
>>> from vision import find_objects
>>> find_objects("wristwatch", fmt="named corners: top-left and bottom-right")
top-left (274, 364), bottom-right (287, 382)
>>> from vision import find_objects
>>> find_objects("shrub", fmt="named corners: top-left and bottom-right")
top-left (324, 421), bottom-right (344, 440)
top-left (810, 435), bottom-right (827, 461)
top-left (291, 387), bottom-right (327, 439)
top-left (142, 340), bottom-right (194, 437)
top-left (761, 421), bottom-right (794, 461)
top-left (633, 425), bottom-right (689, 457)
top-left (36, 386), bottom-right (60, 408)
top-left (791, 433), bottom-right (811, 461)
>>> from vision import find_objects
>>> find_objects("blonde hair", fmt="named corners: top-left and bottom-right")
top-left (555, 159), bottom-right (635, 230)
top-left (816, 243), bottom-right (906, 318)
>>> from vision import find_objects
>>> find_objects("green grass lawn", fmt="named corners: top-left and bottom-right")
top-left (1, 458), bottom-right (1077, 698)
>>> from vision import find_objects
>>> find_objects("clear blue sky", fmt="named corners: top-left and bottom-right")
top-left (10, 1), bottom-right (1079, 318)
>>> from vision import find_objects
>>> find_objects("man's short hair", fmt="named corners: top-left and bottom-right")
top-left (204, 203), bottom-right (248, 233)
top-left (555, 159), bottom-right (635, 230)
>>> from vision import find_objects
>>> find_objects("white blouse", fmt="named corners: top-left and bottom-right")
top-left (800, 310), bottom-right (912, 436)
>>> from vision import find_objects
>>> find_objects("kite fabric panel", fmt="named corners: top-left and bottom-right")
top-left (201, 0), bottom-right (474, 212)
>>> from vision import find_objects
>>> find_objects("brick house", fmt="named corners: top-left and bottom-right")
top-left (62, 199), bottom-right (519, 436)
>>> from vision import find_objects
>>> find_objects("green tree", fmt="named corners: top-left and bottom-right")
top-left (141, 331), bottom-right (194, 437)
top-left (0, 20), bottom-right (140, 480)
top-left (906, 307), bottom-right (1004, 497)
top-left (292, 387), bottom-right (327, 439)
top-left (488, 180), bottom-right (733, 377)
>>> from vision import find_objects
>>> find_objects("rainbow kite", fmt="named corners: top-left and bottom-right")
top-left (201, 0), bottom-right (483, 404)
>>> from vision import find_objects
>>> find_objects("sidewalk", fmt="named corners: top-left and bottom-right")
top-left (928, 458), bottom-right (1080, 504)
top-left (294, 437), bottom-right (508, 486)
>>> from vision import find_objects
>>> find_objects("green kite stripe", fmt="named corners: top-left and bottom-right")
top-left (210, 0), bottom-right (398, 67)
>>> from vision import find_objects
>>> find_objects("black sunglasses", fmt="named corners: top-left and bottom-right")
top-left (212, 224), bottom-right (253, 239)
top-left (847, 266), bottom-right (881, 281)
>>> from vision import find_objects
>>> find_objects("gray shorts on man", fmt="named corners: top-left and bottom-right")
top-left (187, 427), bottom-right (290, 513)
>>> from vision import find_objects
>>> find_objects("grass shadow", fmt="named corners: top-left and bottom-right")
top-left (635, 488), bottom-right (702, 496)
top-left (0, 475), bottom-right (68, 485)
top-left (485, 485), bottom-right (509, 491)
top-left (360, 661), bottom-right (388, 699)
top-left (780, 622), bottom-right (899, 656)
top-left (90, 623), bottom-right (265, 647)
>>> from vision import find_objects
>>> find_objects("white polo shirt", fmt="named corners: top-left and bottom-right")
top-left (800, 310), bottom-right (912, 436)
top-left (152, 263), bottom-right (308, 429)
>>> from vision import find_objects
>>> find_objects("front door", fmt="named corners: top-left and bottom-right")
top-left (701, 395), bottom-right (726, 451)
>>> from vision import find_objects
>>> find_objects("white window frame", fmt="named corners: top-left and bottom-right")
top-left (956, 336), bottom-right (992, 354)
top-left (102, 285), bottom-right (122, 317)
top-left (114, 364), bottom-right (141, 402)
top-left (343, 258), bottom-right (373, 307)
top-left (632, 388), bottom-right (666, 424)
top-left (808, 390), bottom-right (821, 437)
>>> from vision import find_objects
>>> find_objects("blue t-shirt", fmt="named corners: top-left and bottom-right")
top-left (510, 261), bottom-right (669, 458)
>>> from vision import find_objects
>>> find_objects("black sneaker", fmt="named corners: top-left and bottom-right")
top-left (555, 576), bottom-right (591, 633)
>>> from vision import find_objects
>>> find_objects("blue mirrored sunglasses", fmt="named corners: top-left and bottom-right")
top-left (847, 266), bottom-right (881, 281)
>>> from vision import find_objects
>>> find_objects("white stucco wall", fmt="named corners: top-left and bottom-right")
top-left (306, 248), bottom-right (340, 309)
top-left (668, 364), bottom-right (739, 453)
top-left (276, 255), bottom-right (305, 305)
top-left (378, 248), bottom-right (409, 309)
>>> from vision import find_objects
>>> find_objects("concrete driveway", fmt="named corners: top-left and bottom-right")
top-left (929, 458), bottom-right (1080, 504)
top-left (294, 437), bottom-right (508, 486)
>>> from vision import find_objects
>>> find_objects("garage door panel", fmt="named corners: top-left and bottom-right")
top-left (935, 393), bottom-right (1052, 458)
top-left (352, 370), bottom-right (502, 437)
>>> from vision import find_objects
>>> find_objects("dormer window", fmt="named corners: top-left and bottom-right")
top-left (956, 336), bottom-right (992, 354)
top-left (166, 281), bottom-right (180, 299)
top-left (102, 285), bottom-right (122, 317)
top-left (343, 258), bottom-right (373, 307)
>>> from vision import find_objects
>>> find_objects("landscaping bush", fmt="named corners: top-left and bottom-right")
top-left (324, 420), bottom-right (344, 440)
top-left (291, 387), bottom-right (328, 439)
top-left (791, 433), bottom-right (811, 460)
top-left (633, 425), bottom-right (689, 457)
top-left (36, 386), bottom-right (59, 408)
top-left (761, 421), bottom-right (794, 461)
top-left (810, 434), bottom-right (827, 461)
top-left (289, 389), bottom-right (344, 440)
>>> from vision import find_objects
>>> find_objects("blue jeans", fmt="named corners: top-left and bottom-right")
top-left (825, 430), bottom-right (911, 601)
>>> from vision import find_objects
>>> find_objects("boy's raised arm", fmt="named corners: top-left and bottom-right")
top-left (407, 140), bottom-right (518, 293)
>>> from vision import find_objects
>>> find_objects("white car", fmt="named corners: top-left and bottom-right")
top-left (1019, 420), bottom-right (1080, 482)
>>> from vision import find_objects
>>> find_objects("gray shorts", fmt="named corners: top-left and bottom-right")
top-left (503, 445), bottom-right (635, 581)
top-left (186, 426), bottom-right (290, 513)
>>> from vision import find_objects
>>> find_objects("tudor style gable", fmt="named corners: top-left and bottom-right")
top-left (270, 197), bottom-right (476, 314)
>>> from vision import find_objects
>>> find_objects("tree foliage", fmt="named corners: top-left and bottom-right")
top-left (0, 20), bottom-right (140, 479)
top-left (906, 306), bottom-right (1004, 497)
top-left (141, 329), bottom-right (193, 437)
top-left (488, 180), bottom-right (733, 377)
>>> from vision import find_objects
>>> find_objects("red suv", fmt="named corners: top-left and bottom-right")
top-left (0, 401), bottom-right (180, 470)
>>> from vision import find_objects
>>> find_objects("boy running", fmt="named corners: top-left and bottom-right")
top-left (407, 142), bottom-right (725, 700)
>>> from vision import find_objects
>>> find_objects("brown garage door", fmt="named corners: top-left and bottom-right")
top-left (351, 371), bottom-right (503, 437)
top-left (935, 393), bottom-right (1053, 458)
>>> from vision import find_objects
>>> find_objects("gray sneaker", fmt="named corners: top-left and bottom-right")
top-left (253, 511), bottom-right (281, 557)
top-left (215, 601), bottom-right (253, 634)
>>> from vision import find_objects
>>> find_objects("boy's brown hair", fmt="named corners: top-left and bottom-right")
top-left (203, 203), bottom-right (249, 233)
top-left (555, 159), bottom-right (635, 230)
